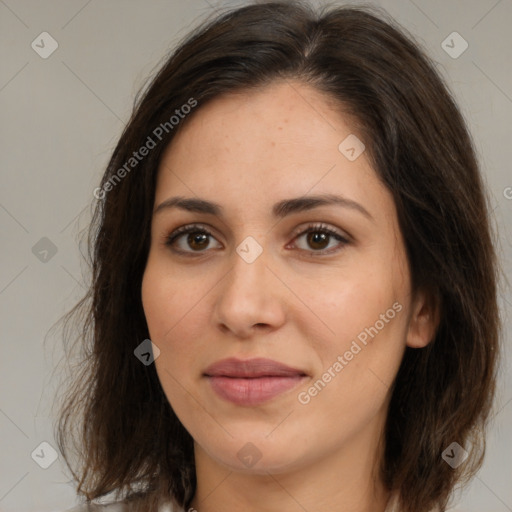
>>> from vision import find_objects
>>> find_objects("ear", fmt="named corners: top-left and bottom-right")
top-left (406, 289), bottom-right (440, 348)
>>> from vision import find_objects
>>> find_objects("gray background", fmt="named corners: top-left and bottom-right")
top-left (0, 0), bottom-right (511, 511)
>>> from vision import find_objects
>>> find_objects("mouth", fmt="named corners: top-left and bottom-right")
top-left (203, 357), bottom-right (308, 406)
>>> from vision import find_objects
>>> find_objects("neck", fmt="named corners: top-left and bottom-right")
top-left (188, 413), bottom-right (391, 512)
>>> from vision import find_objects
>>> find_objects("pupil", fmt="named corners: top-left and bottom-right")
top-left (189, 232), bottom-right (208, 250)
top-left (309, 232), bottom-right (328, 249)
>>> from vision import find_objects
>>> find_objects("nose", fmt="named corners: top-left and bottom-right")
top-left (213, 245), bottom-right (287, 339)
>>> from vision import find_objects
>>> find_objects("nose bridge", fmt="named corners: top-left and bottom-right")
top-left (213, 236), bottom-right (285, 335)
top-left (225, 237), bottom-right (269, 305)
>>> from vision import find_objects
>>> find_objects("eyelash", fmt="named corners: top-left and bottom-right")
top-left (164, 222), bottom-right (350, 257)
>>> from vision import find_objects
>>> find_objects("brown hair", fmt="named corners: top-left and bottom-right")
top-left (55, 2), bottom-right (502, 511)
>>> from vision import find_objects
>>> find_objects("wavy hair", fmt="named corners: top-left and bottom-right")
top-left (55, 2), bottom-right (502, 511)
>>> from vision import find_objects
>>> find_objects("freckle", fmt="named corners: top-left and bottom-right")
top-left (271, 141), bottom-right (276, 146)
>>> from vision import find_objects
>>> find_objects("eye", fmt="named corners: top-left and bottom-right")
top-left (165, 224), bottom-right (221, 255)
top-left (164, 222), bottom-right (350, 256)
top-left (289, 223), bottom-right (350, 255)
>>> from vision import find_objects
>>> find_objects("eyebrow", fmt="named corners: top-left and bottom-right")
top-left (153, 193), bottom-right (373, 221)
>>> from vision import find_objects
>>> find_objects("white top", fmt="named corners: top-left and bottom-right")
top-left (65, 503), bottom-right (178, 512)
top-left (66, 491), bottom-right (464, 511)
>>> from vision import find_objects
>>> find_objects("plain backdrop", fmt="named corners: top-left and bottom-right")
top-left (0, 1), bottom-right (511, 511)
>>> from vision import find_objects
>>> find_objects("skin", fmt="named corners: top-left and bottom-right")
top-left (141, 80), bottom-right (438, 512)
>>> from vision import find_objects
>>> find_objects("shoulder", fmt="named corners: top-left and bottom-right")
top-left (64, 505), bottom-right (125, 512)
top-left (64, 504), bottom-right (129, 512)
top-left (64, 502), bottom-right (182, 512)
top-left (385, 491), bottom-right (468, 512)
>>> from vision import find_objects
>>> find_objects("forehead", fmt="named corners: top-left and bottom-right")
top-left (155, 80), bottom-right (383, 215)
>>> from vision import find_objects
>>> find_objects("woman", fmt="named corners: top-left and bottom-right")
top-left (57, 2), bottom-right (501, 512)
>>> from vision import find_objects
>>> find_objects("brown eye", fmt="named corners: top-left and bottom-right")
top-left (165, 224), bottom-right (221, 254)
top-left (165, 222), bottom-right (349, 257)
top-left (292, 224), bottom-right (350, 255)
top-left (186, 232), bottom-right (210, 251)
top-left (305, 231), bottom-right (330, 250)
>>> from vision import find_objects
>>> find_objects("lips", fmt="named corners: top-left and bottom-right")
top-left (203, 357), bottom-right (308, 406)
top-left (204, 357), bottom-right (307, 378)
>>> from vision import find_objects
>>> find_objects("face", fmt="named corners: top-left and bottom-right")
top-left (141, 80), bottom-right (434, 476)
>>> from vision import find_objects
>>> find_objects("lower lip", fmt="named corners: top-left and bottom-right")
top-left (206, 375), bottom-right (306, 406)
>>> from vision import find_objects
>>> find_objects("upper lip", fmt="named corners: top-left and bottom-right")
top-left (203, 357), bottom-right (307, 378)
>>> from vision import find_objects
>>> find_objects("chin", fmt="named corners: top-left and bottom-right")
top-left (213, 447), bottom-right (307, 475)
top-left (195, 426), bottom-right (315, 475)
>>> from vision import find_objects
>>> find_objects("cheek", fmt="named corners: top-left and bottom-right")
top-left (301, 264), bottom-right (402, 349)
top-left (141, 265), bottom-right (170, 339)
top-left (141, 260), bottom-right (209, 384)
top-left (298, 260), bottom-right (407, 400)
top-left (142, 258), bottom-right (203, 339)
top-left (298, 295), bottom-right (406, 433)
top-left (141, 265), bottom-right (197, 417)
